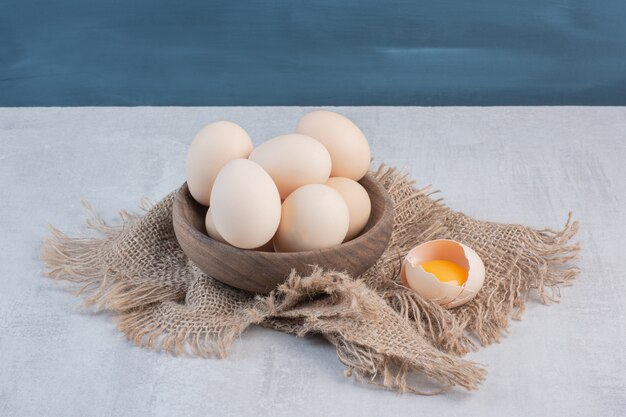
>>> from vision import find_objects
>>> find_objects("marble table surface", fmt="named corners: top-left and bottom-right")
top-left (1, 107), bottom-right (624, 417)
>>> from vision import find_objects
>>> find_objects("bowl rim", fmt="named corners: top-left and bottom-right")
top-left (174, 173), bottom-right (394, 259)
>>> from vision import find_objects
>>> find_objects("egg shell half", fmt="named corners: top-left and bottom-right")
top-left (210, 159), bottom-right (282, 249)
top-left (296, 111), bottom-right (371, 181)
top-left (249, 133), bottom-right (332, 200)
top-left (186, 121), bottom-right (253, 206)
top-left (401, 239), bottom-right (485, 308)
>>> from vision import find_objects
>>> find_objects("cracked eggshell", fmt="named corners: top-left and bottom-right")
top-left (401, 239), bottom-right (485, 308)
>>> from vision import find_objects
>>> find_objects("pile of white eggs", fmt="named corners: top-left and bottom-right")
top-left (186, 110), bottom-right (372, 252)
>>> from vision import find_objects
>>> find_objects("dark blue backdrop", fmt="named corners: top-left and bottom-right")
top-left (2, 0), bottom-right (626, 106)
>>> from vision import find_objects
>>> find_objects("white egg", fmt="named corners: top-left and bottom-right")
top-left (210, 159), bottom-right (281, 249)
top-left (326, 177), bottom-right (371, 241)
top-left (186, 121), bottom-right (253, 206)
top-left (401, 240), bottom-right (485, 308)
top-left (274, 184), bottom-right (349, 252)
top-left (204, 208), bottom-right (227, 243)
top-left (249, 134), bottom-right (332, 200)
top-left (296, 111), bottom-right (371, 181)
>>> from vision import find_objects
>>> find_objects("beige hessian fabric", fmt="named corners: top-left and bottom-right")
top-left (41, 166), bottom-right (579, 394)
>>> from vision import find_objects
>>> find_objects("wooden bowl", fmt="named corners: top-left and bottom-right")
top-left (172, 174), bottom-right (394, 294)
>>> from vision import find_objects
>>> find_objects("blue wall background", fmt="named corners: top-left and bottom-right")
top-left (2, 0), bottom-right (626, 106)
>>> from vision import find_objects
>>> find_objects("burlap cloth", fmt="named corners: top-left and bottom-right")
top-left (41, 166), bottom-right (579, 394)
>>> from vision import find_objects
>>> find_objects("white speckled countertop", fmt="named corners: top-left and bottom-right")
top-left (1, 107), bottom-right (624, 416)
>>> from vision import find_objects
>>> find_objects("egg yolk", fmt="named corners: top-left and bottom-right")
top-left (420, 260), bottom-right (468, 286)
